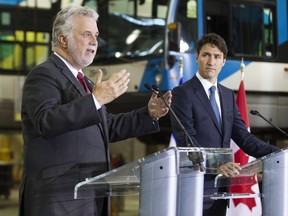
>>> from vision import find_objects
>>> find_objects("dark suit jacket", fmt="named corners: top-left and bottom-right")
top-left (19, 54), bottom-right (159, 216)
top-left (171, 75), bottom-right (279, 213)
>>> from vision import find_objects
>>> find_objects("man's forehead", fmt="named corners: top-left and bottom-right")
top-left (200, 44), bottom-right (223, 55)
top-left (72, 16), bottom-right (98, 32)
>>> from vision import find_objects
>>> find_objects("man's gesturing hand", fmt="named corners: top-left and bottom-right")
top-left (148, 91), bottom-right (172, 120)
top-left (93, 69), bottom-right (130, 105)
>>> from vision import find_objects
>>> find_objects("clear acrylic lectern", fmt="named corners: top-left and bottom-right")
top-left (213, 147), bottom-right (287, 216)
top-left (74, 147), bottom-right (233, 216)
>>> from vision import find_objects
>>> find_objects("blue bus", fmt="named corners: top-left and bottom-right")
top-left (82, 0), bottom-right (288, 144)
top-left (0, 0), bottom-right (287, 143)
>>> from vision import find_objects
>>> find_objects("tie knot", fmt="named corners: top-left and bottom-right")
top-left (77, 72), bottom-right (84, 80)
top-left (210, 86), bottom-right (216, 93)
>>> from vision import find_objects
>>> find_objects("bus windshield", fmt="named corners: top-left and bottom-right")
top-left (84, 0), bottom-right (276, 63)
top-left (204, 0), bottom-right (276, 58)
top-left (84, 0), bottom-right (168, 63)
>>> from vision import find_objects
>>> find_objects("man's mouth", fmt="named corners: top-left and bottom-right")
top-left (87, 49), bottom-right (95, 54)
top-left (206, 67), bottom-right (215, 70)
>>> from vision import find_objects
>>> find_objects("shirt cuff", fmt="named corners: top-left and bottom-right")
top-left (92, 94), bottom-right (101, 110)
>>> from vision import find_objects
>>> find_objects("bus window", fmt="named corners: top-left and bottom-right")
top-left (232, 5), bottom-right (263, 56)
top-left (205, 0), bottom-right (229, 52)
top-left (83, 0), bottom-right (167, 62)
top-left (231, 4), bottom-right (275, 58)
top-left (174, 0), bottom-right (198, 52)
top-left (263, 7), bottom-right (275, 57)
top-left (0, 5), bottom-right (55, 75)
top-left (205, 0), bottom-right (276, 58)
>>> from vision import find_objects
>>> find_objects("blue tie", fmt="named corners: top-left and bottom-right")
top-left (209, 86), bottom-right (221, 126)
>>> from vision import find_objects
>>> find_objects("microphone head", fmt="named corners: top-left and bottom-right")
top-left (152, 84), bottom-right (159, 91)
top-left (250, 110), bottom-right (259, 116)
top-left (144, 83), bottom-right (153, 91)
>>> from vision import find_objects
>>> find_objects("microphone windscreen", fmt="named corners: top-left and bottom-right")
top-left (144, 83), bottom-right (153, 91)
top-left (250, 110), bottom-right (259, 115)
top-left (152, 84), bottom-right (159, 91)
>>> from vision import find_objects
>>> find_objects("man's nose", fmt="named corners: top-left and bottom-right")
top-left (90, 35), bottom-right (97, 45)
top-left (207, 56), bottom-right (216, 64)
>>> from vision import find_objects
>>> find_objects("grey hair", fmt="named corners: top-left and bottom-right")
top-left (51, 5), bottom-right (99, 50)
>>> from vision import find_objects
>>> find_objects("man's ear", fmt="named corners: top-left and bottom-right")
top-left (58, 35), bottom-right (67, 48)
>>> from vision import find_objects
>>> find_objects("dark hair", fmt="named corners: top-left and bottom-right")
top-left (196, 33), bottom-right (228, 59)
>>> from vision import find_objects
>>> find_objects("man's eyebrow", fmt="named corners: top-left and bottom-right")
top-left (202, 51), bottom-right (211, 55)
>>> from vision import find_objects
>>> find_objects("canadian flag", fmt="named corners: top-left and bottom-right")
top-left (226, 80), bottom-right (262, 216)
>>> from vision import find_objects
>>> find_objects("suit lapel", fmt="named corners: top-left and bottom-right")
top-left (84, 76), bottom-right (94, 92)
top-left (192, 77), bottom-right (222, 134)
top-left (218, 84), bottom-right (231, 146)
top-left (49, 54), bottom-right (111, 167)
top-left (49, 54), bottom-right (89, 96)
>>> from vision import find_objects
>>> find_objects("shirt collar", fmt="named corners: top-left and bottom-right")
top-left (196, 72), bottom-right (218, 96)
top-left (54, 52), bottom-right (83, 78)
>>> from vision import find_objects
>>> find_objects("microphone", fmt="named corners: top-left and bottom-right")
top-left (144, 83), bottom-right (195, 146)
top-left (144, 83), bottom-right (205, 171)
top-left (250, 110), bottom-right (288, 137)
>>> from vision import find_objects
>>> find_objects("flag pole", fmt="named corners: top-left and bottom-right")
top-left (240, 57), bottom-right (245, 81)
top-left (178, 56), bottom-right (183, 85)
top-left (179, 56), bottom-right (183, 78)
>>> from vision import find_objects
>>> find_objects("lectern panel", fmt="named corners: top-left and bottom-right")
top-left (74, 147), bottom-right (232, 200)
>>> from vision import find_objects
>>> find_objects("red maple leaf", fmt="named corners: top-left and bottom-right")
top-left (230, 150), bottom-right (257, 211)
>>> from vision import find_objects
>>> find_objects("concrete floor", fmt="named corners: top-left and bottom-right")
top-left (0, 188), bottom-right (139, 216)
top-left (0, 188), bottom-right (19, 216)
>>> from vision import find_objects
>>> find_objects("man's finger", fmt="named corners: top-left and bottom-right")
top-left (94, 69), bottom-right (103, 85)
top-left (150, 92), bottom-right (158, 100)
top-left (110, 69), bottom-right (129, 83)
top-left (118, 73), bottom-right (130, 89)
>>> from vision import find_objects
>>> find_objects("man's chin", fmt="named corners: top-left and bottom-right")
top-left (82, 59), bottom-right (94, 67)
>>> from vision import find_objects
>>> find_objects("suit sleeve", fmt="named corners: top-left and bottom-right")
top-left (230, 94), bottom-right (279, 158)
top-left (106, 106), bottom-right (160, 142)
top-left (170, 86), bottom-right (200, 147)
